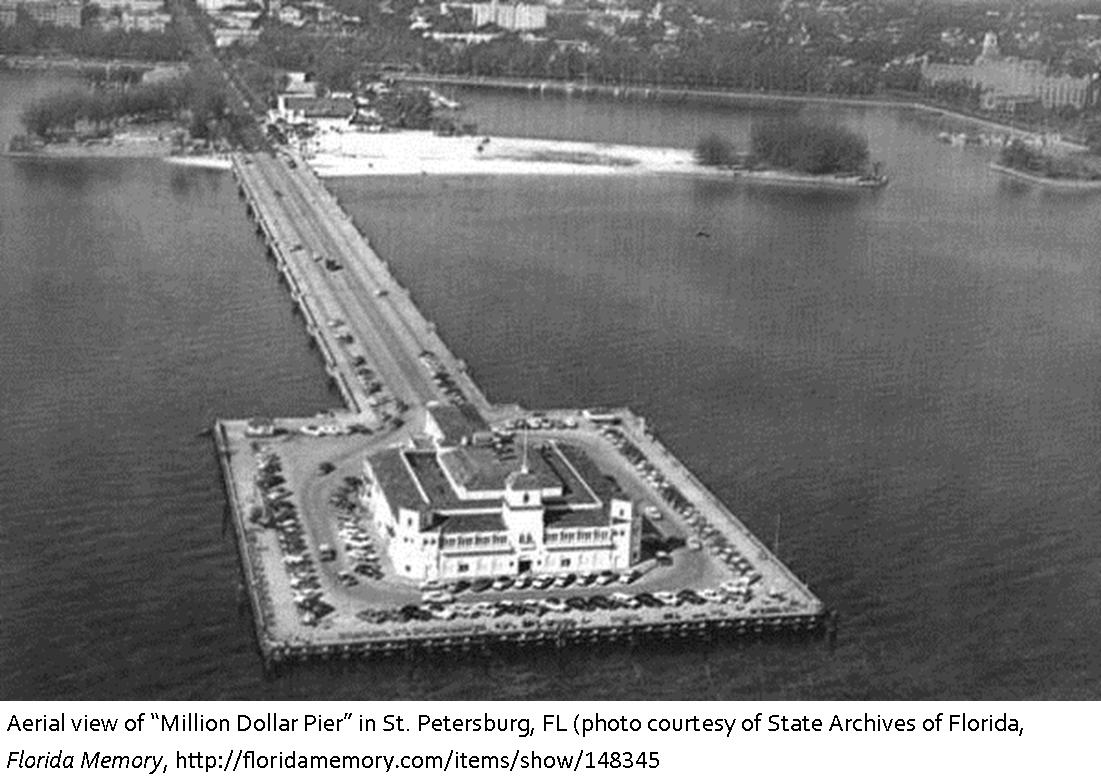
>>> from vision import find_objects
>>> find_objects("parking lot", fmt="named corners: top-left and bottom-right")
top-left (220, 408), bottom-right (822, 651)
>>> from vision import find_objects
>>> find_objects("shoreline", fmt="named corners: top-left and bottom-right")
top-left (988, 161), bottom-right (1101, 190)
top-left (304, 130), bottom-right (885, 186)
top-left (306, 130), bottom-right (697, 178)
top-left (400, 74), bottom-right (1090, 153)
top-left (733, 168), bottom-right (887, 189)
top-left (4, 144), bottom-right (231, 170)
top-left (4, 132), bottom-right (233, 169)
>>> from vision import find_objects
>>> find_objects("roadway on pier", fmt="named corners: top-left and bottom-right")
top-left (236, 151), bottom-right (489, 420)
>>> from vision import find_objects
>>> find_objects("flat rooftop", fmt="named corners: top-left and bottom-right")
top-left (438, 445), bottom-right (557, 494)
top-left (428, 403), bottom-right (490, 445)
top-left (369, 449), bottom-right (427, 513)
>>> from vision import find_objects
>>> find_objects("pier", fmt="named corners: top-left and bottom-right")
top-left (222, 150), bottom-right (829, 669)
top-left (231, 151), bottom-right (491, 421)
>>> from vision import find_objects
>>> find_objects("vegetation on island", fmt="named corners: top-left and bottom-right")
top-left (695, 121), bottom-right (872, 176)
top-left (19, 66), bottom-right (252, 147)
top-left (997, 139), bottom-right (1101, 181)
top-left (750, 120), bottom-right (870, 175)
top-left (693, 134), bottom-right (737, 168)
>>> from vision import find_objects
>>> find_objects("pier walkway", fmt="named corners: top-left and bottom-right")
top-left (232, 151), bottom-right (490, 421)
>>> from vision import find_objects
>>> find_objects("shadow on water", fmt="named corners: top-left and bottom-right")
top-left (169, 165), bottom-right (228, 197)
top-left (689, 178), bottom-right (883, 211)
top-left (10, 157), bottom-right (141, 190)
top-left (741, 184), bottom-right (878, 212)
top-left (689, 177), bottom-right (742, 204)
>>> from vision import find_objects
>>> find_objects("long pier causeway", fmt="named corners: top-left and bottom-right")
top-left (231, 151), bottom-right (490, 422)
top-left (222, 149), bottom-right (830, 667)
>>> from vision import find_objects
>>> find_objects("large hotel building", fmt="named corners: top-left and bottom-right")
top-left (922, 33), bottom-right (1095, 112)
top-left (362, 404), bottom-right (641, 582)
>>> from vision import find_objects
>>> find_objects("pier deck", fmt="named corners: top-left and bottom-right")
top-left (220, 151), bottom-right (827, 666)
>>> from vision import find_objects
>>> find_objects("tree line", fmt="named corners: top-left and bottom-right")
top-left (0, 12), bottom-right (184, 62)
top-left (998, 139), bottom-right (1101, 181)
top-left (21, 69), bottom-right (248, 144)
top-left (223, 18), bottom-right (916, 105)
top-left (695, 120), bottom-right (870, 176)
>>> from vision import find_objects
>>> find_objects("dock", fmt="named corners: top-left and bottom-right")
top-left (220, 150), bottom-right (830, 668)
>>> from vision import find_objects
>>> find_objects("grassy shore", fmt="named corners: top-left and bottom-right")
top-left (988, 162), bottom-right (1101, 189)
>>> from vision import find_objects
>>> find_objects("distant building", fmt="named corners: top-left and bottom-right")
top-left (428, 30), bottom-right (502, 43)
top-left (273, 94), bottom-right (356, 128)
top-left (922, 32), bottom-right (1095, 111)
top-left (282, 71), bottom-right (318, 97)
top-left (0, 0), bottom-right (83, 28)
top-left (277, 4), bottom-right (303, 26)
top-left (362, 403), bottom-right (641, 582)
top-left (106, 8), bottom-right (171, 32)
top-left (118, 0), bottom-right (164, 12)
top-left (470, 1), bottom-right (546, 31)
top-left (196, 0), bottom-right (239, 11)
top-left (212, 25), bottom-right (260, 47)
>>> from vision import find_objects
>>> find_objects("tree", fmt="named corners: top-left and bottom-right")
top-left (750, 120), bottom-right (870, 175)
top-left (694, 133), bottom-right (737, 167)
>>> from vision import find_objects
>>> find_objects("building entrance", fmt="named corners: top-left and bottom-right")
top-left (518, 558), bottom-right (532, 574)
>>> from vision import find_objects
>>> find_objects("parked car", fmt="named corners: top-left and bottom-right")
top-left (654, 591), bottom-right (679, 606)
top-left (446, 579), bottom-right (471, 595)
top-left (677, 590), bottom-right (706, 605)
top-left (421, 590), bottom-right (454, 604)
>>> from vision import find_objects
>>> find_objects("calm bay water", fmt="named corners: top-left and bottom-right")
top-left (2, 73), bottom-right (1099, 699)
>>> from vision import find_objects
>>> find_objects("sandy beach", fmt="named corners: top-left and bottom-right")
top-left (306, 130), bottom-right (702, 177)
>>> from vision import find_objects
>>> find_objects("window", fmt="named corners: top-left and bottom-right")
top-left (560, 557), bottom-right (571, 568)
top-left (458, 563), bottom-right (469, 573)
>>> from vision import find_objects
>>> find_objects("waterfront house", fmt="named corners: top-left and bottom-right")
top-left (274, 95), bottom-right (357, 131)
